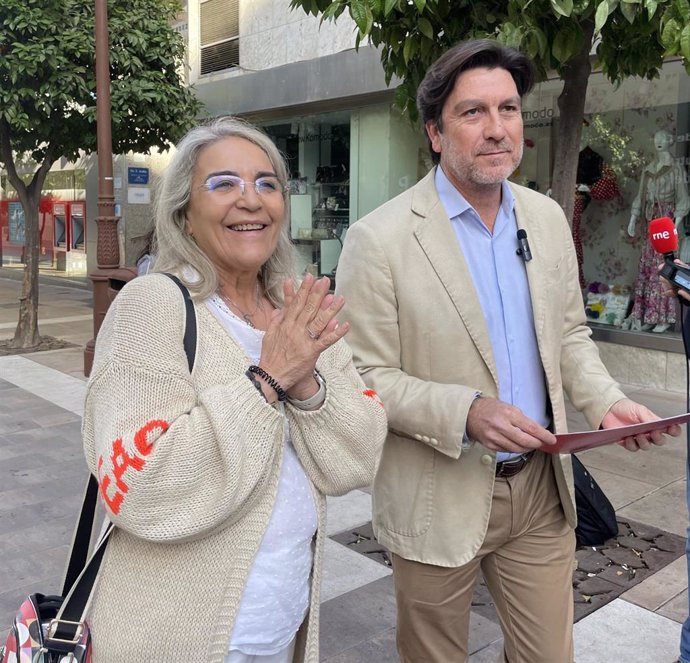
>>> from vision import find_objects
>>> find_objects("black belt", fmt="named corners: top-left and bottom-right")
top-left (495, 451), bottom-right (534, 478)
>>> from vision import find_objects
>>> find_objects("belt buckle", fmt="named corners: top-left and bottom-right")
top-left (495, 454), bottom-right (527, 478)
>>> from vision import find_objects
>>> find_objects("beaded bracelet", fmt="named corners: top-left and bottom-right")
top-left (247, 365), bottom-right (288, 402)
top-left (245, 370), bottom-right (270, 403)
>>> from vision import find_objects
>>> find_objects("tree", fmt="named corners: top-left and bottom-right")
top-left (291, 0), bottom-right (690, 227)
top-left (0, 0), bottom-right (203, 348)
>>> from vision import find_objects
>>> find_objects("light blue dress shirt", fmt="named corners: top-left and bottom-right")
top-left (435, 167), bottom-right (550, 462)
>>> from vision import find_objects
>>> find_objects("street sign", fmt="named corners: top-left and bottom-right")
top-left (127, 167), bottom-right (149, 185)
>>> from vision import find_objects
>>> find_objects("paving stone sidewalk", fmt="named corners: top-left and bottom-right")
top-left (1, 275), bottom-right (689, 662)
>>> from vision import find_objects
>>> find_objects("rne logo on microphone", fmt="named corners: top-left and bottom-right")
top-left (652, 230), bottom-right (674, 240)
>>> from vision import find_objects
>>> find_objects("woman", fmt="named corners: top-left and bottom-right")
top-left (82, 117), bottom-right (388, 663)
top-left (134, 229), bottom-right (156, 275)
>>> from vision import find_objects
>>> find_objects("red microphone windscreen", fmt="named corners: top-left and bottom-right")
top-left (649, 217), bottom-right (678, 254)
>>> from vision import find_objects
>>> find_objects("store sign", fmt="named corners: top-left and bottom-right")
top-left (128, 167), bottom-right (149, 185)
top-left (298, 132), bottom-right (333, 143)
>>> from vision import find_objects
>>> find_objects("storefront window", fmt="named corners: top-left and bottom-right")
top-left (515, 61), bottom-right (690, 339)
top-left (263, 112), bottom-right (351, 284)
top-left (1, 168), bottom-right (87, 272)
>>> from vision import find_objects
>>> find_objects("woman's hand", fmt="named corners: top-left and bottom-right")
top-left (659, 259), bottom-right (690, 303)
top-left (258, 274), bottom-right (349, 399)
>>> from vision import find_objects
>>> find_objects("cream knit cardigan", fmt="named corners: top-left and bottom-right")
top-left (82, 273), bottom-right (387, 663)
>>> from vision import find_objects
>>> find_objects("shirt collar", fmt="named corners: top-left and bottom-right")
top-left (435, 165), bottom-right (516, 222)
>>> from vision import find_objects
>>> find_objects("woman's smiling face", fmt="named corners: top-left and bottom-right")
top-left (185, 136), bottom-right (286, 280)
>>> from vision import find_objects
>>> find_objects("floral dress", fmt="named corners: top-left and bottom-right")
top-left (630, 161), bottom-right (690, 327)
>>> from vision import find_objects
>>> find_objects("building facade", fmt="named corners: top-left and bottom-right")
top-left (2, 0), bottom-right (688, 390)
top-left (187, 1), bottom-right (690, 391)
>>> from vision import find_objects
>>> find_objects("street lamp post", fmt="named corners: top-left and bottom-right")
top-left (83, 0), bottom-right (134, 376)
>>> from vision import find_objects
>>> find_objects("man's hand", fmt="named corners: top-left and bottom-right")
top-left (466, 396), bottom-right (557, 453)
top-left (601, 398), bottom-right (682, 452)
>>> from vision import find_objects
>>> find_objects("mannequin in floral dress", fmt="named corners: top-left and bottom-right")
top-left (623, 130), bottom-right (689, 332)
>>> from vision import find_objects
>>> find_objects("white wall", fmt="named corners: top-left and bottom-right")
top-left (242, 1), bottom-right (357, 70)
top-left (351, 105), bottom-right (426, 220)
top-left (189, 0), bottom-right (358, 85)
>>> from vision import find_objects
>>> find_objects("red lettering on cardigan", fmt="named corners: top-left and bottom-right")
top-left (98, 453), bottom-right (124, 514)
top-left (134, 419), bottom-right (169, 456)
top-left (111, 437), bottom-right (145, 491)
top-left (363, 389), bottom-right (384, 408)
top-left (97, 419), bottom-right (170, 515)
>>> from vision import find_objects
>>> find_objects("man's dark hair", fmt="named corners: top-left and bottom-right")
top-left (416, 39), bottom-right (536, 165)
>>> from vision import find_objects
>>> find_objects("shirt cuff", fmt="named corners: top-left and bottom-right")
top-left (462, 391), bottom-right (482, 450)
top-left (287, 371), bottom-right (326, 411)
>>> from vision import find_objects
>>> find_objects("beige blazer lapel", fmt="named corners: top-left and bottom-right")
top-left (511, 185), bottom-right (550, 341)
top-left (411, 171), bottom-right (497, 384)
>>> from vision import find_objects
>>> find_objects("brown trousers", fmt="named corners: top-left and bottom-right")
top-left (392, 451), bottom-right (575, 663)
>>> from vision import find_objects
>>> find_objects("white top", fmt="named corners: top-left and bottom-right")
top-left (207, 295), bottom-right (318, 656)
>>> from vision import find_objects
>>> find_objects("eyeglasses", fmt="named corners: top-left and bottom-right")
top-left (199, 174), bottom-right (286, 198)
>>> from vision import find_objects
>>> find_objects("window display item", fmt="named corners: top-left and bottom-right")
top-left (585, 283), bottom-right (631, 326)
top-left (573, 147), bottom-right (621, 289)
top-left (623, 130), bottom-right (690, 332)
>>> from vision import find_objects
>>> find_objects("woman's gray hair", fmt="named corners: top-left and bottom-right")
top-left (152, 116), bottom-right (296, 305)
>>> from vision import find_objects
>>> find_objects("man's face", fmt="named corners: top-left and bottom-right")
top-left (426, 66), bottom-right (524, 193)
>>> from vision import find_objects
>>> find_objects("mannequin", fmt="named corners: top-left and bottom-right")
top-left (623, 130), bottom-right (690, 333)
top-left (573, 146), bottom-right (620, 288)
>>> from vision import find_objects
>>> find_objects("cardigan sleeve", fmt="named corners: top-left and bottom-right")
top-left (285, 340), bottom-right (387, 496)
top-left (82, 276), bottom-right (285, 543)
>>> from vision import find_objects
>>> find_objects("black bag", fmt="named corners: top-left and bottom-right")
top-left (573, 454), bottom-right (618, 547)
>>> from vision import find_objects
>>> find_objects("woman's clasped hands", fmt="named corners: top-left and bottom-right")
top-left (259, 274), bottom-right (349, 401)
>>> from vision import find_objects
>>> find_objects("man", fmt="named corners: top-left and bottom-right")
top-left (336, 39), bottom-right (680, 663)
top-left (660, 268), bottom-right (690, 663)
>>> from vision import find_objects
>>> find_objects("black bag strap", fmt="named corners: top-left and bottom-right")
top-left (61, 474), bottom-right (100, 596)
top-left (50, 273), bottom-right (198, 650)
top-left (163, 272), bottom-right (197, 373)
top-left (46, 522), bottom-right (114, 653)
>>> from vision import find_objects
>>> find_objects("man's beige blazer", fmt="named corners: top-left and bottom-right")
top-left (336, 169), bottom-right (626, 567)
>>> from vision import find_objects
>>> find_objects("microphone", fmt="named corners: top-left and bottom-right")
top-left (649, 216), bottom-right (690, 295)
top-left (516, 229), bottom-right (532, 262)
top-left (649, 216), bottom-right (678, 260)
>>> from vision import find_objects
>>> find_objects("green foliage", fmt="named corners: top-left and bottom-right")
top-left (289, 0), bottom-right (690, 120)
top-left (0, 0), bottom-right (203, 167)
top-left (587, 114), bottom-right (644, 178)
top-left (0, 0), bottom-right (204, 346)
